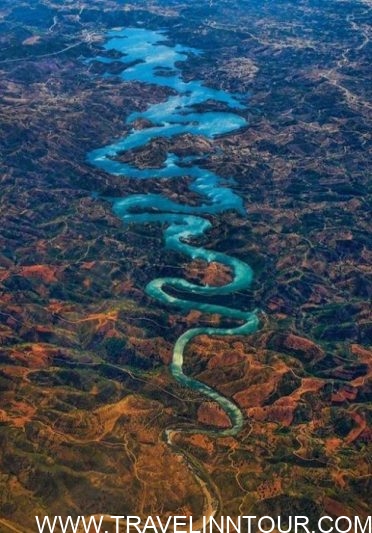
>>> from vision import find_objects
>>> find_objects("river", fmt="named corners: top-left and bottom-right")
top-left (87, 27), bottom-right (259, 438)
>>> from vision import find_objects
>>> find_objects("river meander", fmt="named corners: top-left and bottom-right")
top-left (88, 27), bottom-right (259, 437)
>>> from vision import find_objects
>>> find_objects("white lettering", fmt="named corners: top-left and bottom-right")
top-left (35, 516), bottom-right (58, 533)
top-left (227, 517), bottom-right (241, 533)
top-left (189, 516), bottom-right (200, 533)
top-left (210, 517), bottom-right (224, 533)
top-left (111, 515), bottom-right (125, 533)
top-left (258, 516), bottom-right (275, 533)
top-left (319, 517), bottom-right (334, 533)
top-left (143, 516), bottom-right (158, 533)
top-left (242, 515), bottom-right (257, 533)
top-left (336, 517), bottom-right (353, 533)
top-left (58, 516), bottom-right (81, 533)
top-left (278, 517), bottom-right (292, 533)
top-left (295, 516), bottom-right (311, 533)
top-left (81, 516), bottom-right (104, 533)
top-left (127, 516), bottom-right (143, 533)
top-left (156, 516), bottom-right (173, 533)
top-left (174, 516), bottom-right (187, 533)
top-left (356, 517), bottom-right (372, 533)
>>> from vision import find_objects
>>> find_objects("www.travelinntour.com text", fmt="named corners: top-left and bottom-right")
top-left (34, 514), bottom-right (372, 533)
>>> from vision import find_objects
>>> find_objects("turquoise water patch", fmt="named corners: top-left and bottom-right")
top-left (88, 27), bottom-right (259, 436)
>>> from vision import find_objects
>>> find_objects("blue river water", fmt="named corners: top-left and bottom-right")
top-left (88, 27), bottom-right (259, 436)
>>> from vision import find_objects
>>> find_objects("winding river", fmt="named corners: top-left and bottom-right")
top-left (88, 28), bottom-right (259, 441)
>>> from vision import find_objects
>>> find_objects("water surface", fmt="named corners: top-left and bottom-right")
top-left (88, 27), bottom-right (259, 435)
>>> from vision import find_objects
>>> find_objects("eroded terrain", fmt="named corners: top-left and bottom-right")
top-left (0, 0), bottom-right (371, 530)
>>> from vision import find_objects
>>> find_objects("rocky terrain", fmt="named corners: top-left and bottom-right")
top-left (0, 0), bottom-right (371, 531)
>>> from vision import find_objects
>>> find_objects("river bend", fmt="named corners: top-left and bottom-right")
top-left (88, 27), bottom-right (259, 437)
